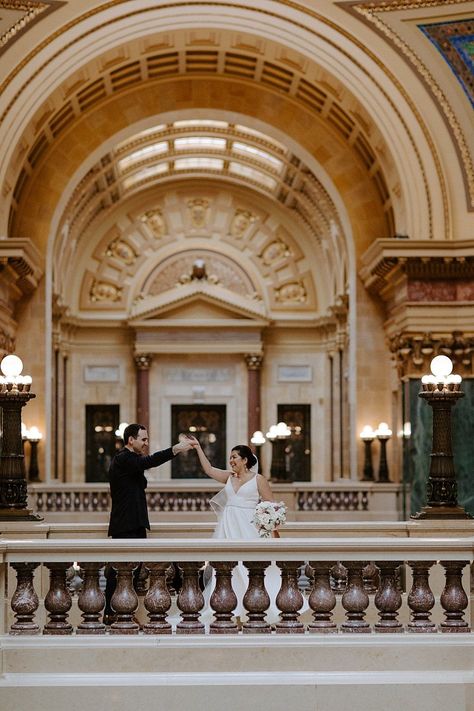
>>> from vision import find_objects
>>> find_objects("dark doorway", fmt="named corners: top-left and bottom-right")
top-left (171, 404), bottom-right (226, 478)
top-left (277, 404), bottom-right (311, 481)
top-left (85, 404), bottom-right (120, 482)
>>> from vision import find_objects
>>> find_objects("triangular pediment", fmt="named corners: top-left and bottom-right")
top-left (128, 282), bottom-right (267, 324)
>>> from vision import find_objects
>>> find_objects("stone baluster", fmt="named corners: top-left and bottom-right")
top-left (210, 562), bottom-right (238, 633)
top-left (330, 561), bottom-right (347, 594)
top-left (43, 563), bottom-right (73, 635)
top-left (143, 563), bottom-right (172, 634)
top-left (362, 561), bottom-right (380, 594)
top-left (135, 564), bottom-right (148, 596)
top-left (77, 562), bottom-right (106, 634)
top-left (407, 561), bottom-right (436, 632)
top-left (374, 561), bottom-right (403, 633)
top-left (242, 561), bottom-right (271, 633)
top-left (307, 561), bottom-right (337, 633)
top-left (439, 560), bottom-right (470, 632)
top-left (10, 563), bottom-right (40, 634)
top-left (176, 562), bottom-right (205, 634)
top-left (109, 562), bottom-right (140, 634)
top-left (275, 561), bottom-right (304, 633)
top-left (341, 561), bottom-right (370, 632)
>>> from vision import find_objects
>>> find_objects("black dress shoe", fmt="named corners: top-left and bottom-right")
top-left (103, 613), bottom-right (117, 626)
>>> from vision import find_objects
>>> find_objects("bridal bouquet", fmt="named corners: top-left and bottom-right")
top-left (252, 500), bottom-right (287, 538)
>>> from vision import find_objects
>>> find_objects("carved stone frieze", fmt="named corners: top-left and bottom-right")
top-left (389, 330), bottom-right (474, 377)
top-left (146, 250), bottom-right (256, 299)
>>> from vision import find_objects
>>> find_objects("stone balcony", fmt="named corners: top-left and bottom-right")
top-left (0, 522), bottom-right (473, 710)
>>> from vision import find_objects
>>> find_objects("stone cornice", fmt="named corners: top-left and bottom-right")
top-left (360, 239), bottom-right (474, 297)
top-left (0, 237), bottom-right (43, 296)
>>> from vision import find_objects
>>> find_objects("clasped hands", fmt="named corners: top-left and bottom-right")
top-left (173, 433), bottom-right (200, 454)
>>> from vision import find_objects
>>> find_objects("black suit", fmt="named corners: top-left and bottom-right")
top-left (107, 446), bottom-right (175, 537)
top-left (104, 445), bottom-right (176, 621)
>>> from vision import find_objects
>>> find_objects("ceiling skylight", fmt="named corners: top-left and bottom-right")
top-left (118, 142), bottom-right (168, 171)
top-left (228, 162), bottom-right (277, 190)
top-left (174, 157), bottom-right (225, 170)
top-left (174, 137), bottom-right (226, 151)
top-left (122, 163), bottom-right (168, 189)
top-left (173, 120), bottom-right (229, 129)
top-left (231, 141), bottom-right (283, 170)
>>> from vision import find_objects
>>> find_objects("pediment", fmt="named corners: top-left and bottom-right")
top-left (129, 282), bottom-right (267, 324)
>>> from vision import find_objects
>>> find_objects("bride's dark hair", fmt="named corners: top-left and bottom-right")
top-left (232, 444), bottom-right (257, 469)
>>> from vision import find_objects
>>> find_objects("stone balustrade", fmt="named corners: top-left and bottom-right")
top-left (1, 537), bottom-right (472, 636)
top-left (28, 481), bottom-right (404, 521)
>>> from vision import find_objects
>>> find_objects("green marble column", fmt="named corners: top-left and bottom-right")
top-left (407, 379), bottom-right (474, 517)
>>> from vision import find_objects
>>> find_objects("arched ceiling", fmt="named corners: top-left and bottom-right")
top-left (1, 0), bottom-right (469, 250)
top-left (0, 0), bottom-right (471, 274)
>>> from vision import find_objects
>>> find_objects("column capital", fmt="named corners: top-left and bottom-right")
top-left (244, 353), bottom-right (263, 370)
top-left (134, 353), bottom-right (153, 370)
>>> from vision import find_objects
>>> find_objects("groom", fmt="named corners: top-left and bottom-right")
top-left (104, 423), bottom-right (191, 623)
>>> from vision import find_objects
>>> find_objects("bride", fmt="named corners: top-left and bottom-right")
top-left (186, 436), bottom-right (283, 622)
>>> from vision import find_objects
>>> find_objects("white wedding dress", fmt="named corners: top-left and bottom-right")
top-left (203, 473), bottom-right (283, 623)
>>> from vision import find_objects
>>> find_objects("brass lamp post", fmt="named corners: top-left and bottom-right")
top-left (266, 422), bottom-right (291, 481)
top-left (359, 425), bottom-right (375, 481)
top-left (375, 422), bottom-right (392, 483)
top-left (25, 426), bottom-right (42, 482)
top-left (0, 354), bottom-right (41, 520)
top-left (411, 355), bottom-right (470, 520)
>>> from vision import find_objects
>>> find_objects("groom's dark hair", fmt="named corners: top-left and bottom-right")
top-left (123, 423), bottom-right (146, 445)
top-left (232, 444), bottom-right (257, 469)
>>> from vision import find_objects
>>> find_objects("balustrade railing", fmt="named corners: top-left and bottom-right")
top-left (28, 481), bottom-right (403, 519)
top-left (2, 537), bottom-right (472, 636)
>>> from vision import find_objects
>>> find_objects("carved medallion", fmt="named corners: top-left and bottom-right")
top-left (90, 281), bottom-right (122, 302)
top-left (140, 209), bottom-right (166, 238)
top-left (229, 209), bottom-right (256, 238)
top-left (105, 238), bottom-right (137, 266)
top-left (260, 239), bottom-right (291, 265)
top-left (275, 281), bottom-right (307, 304)
top-left (187, 199), bottom-right (209, 229)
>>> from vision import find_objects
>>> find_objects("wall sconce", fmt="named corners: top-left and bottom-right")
top-left (359, 425), bottom-right (376, 481)
top-left (411, 354), bottom-right (469, 519)
top-left (24, 426), bottom-right (43, 482)
top-left (375, 422), bottom-right (392, 482)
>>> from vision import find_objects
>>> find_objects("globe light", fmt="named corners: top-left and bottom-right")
top-left (1, 354), bottom-right (23, 378)
top-left (115, 421), bottom-right (129, 438)
top-left (375, 422), bottom-right (392, 439)
top-left (251, 430), bottom-right (266, 446)
top-left (27, 426), bottom-right (43, 442)
top-left (430, 355), bottom-right (453, 380)
top-left (359, 425), bottom-right (376, 441)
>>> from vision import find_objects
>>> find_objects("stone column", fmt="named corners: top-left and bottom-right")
top-left (134, 354), bottom-right (152, 432)
top-left (245, 354), bottom-right (263, 443)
